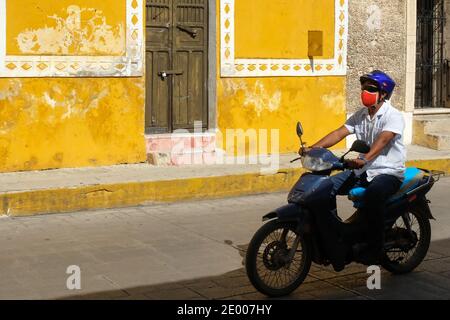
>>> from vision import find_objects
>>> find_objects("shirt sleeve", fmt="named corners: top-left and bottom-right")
top-left (382, 112), bottom-right (405, 136)
top-left (344, 113), bottom-right (357, 134)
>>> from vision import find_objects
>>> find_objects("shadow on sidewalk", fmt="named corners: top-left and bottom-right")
top-left (59, 238), bottom-right (450, 300)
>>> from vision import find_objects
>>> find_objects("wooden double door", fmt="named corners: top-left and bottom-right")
top-left (146, 0), bottom-right (209, 134)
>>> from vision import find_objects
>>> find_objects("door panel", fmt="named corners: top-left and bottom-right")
top-left (173, 0), bottom-right (208, 130)
top-left (147, 1), bottom-right (171, 24)
top-left (189, 51), bottom-right (204, 124)
top-left (146, 0), bottom-right (172, 133)
top-left (146, 0), bottom-right (208, 133)
top-left (173, 51), bottom-right (189, 128)
top-left (150, 52), bottom-right (170, 132)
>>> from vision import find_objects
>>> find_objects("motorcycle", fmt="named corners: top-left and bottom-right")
top-left (245, 122), bottom-right (445, 297)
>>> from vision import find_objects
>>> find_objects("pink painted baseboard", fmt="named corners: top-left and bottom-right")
top-left (146, 134), bottom-right (217, 166)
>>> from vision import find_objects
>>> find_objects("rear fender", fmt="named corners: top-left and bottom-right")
top-left (385, 196), bottom-right (434, 226)
top-left (413, 196), bottom-right (435, 220)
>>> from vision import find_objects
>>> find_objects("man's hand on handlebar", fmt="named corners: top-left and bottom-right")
top-left (298, 146), bottom-right (312, 156)
top-left (345, 159), bottom-right (366, 169)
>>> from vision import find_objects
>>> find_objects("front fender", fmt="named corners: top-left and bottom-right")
top-left (263, 203), bottom-right (302, 222)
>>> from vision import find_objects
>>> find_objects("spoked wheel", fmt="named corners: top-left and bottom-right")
top-left (245, 220), bottom-right (312, 297)
top-left (382, 207), bottom-right (431, 274)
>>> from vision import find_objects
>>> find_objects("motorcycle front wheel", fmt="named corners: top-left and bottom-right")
top-left (245, 220), bottom-right (312, 297)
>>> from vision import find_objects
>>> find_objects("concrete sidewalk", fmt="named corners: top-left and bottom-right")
top-left (1, 145), bottom-right (449, 217)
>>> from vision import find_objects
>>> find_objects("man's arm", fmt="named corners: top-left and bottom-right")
top-left (311, 126), bottom-right (351, 149)
top-left (347, 131), bottom-right (396, 169)
top-left (364, 131), bottom-right (396, 162)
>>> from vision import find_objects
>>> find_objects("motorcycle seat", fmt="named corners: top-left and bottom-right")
top-left (348, 168), bottom-right (425, 208)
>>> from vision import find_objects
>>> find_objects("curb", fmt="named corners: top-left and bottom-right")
top-left (1, 158), bottom-right (449, 217)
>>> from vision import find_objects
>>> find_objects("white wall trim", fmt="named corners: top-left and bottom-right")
top-left (414, 108), bottom-right (450, 115)
top-left (405, 0), bottom-right (417, 113)
top-left (402, 111), bottom-right (413, 145)
top-left (220, 0), bottom-right (348, 77)
top-left (0, 0), bottom-right (144, 77)
top-left (208, 0), bottom-right (218, 130)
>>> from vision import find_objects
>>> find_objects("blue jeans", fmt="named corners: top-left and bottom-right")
top-left (330, 171), bottom-right (402, 253)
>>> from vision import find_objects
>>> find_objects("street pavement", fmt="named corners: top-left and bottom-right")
top-left (0, 178), bottom-right (449, 300)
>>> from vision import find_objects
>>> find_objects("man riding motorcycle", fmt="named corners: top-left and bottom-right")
top-left (302, 70), bottom-right (406, 264)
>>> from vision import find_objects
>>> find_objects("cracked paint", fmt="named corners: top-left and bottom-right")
top-left (0, 80), bottom-right (23, 101)
top-left (321, 93), bottom-right (346, 115)
top-left (222, 80), bottom-right (282, 117)
top-left (243, 81), bottom-right (282, 116)
top-left (0, 77), bottom-right (146, 173)
top-left (15, 5), bottom-right (125, 56)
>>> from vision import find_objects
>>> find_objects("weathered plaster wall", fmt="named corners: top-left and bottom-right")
top-left (0, 1), bottom-right (146, 173)
top-left (217, 0), bottom-right (347, 154)
top-left (346, 0), bottom-right (407, 113)
top-left (217, 78), bottom-right (347, 154)
top-left (0, 78), bottom-right (146, 173)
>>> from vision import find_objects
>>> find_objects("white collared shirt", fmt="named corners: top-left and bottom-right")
top-left (345, 100), bottom-right (406, 182)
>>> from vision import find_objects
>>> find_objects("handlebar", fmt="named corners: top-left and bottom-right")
top-left (293, 147), bottom-right (354, 172)
top-left (333, 161), bottom-right (348, 171)
top-left (291, 153), bottom-right (350, 171)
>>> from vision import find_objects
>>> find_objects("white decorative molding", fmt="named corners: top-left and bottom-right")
top-left (220, 0), bottom-right (348, 77)
top-left (0, 0), bottom-right (144, 78)
top-left (402, 111), bottom-right (413, 146)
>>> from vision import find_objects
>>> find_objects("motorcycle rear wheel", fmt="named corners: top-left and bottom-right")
top-left (381, 206), bottom-right (431, 274)
top-left (245, 220), bottom-right (312, 297)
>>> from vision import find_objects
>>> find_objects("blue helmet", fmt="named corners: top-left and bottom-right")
top-left (360, 70), bottom-right (396, 100)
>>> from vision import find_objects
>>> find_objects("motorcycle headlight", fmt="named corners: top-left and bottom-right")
top-left (301, 155), bottom-right (333, 172)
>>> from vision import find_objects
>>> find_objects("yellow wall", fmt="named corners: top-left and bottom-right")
top-left (217, 0), bottom-right (346, 154)
top-left (217, 78), bottom-right (346, 154)
top-left (0, 0), bottom-right (346, 173)
top-left (0, 0), bottom-right (146, 173)
top-left (235, 0), bottom-right (335, 59)
top-left (0, 78), bottom-right (146, 173)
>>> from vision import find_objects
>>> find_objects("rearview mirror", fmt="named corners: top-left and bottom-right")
top-left (296, 122), bottom-right (304, 137)
top-left (350, 140), bottom-right (370, 154)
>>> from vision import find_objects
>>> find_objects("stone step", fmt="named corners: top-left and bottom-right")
top-left (424, 133), bottom-right (450, 150)
top-left (413, 115), bottom-right (450, 151)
